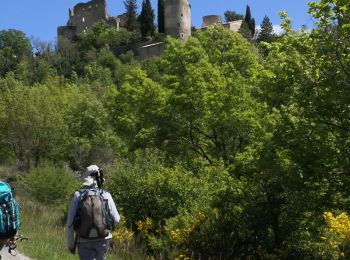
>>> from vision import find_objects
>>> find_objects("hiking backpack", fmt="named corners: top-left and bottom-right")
top-left (0, 182), bottom-right (20, 239)
top-left (73, 188), bottom-right (114, 239)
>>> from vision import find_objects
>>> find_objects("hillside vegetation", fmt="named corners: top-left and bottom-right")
top-left (1, 1), bottom-right (350, 258)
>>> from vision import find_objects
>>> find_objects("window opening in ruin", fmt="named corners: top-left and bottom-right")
top-left (181, 33), bottom-right (184, 38)
top-left (82, 17), bottom-right (85, 22)
top-left (181, 14), bottom-right (183, 17)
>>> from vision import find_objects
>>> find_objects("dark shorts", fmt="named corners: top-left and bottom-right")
top-left (78, 239), bottom-right (110, 260)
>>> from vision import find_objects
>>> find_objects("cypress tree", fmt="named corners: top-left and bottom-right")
top-left (158, 0), bottom-right (165, 33)
top-left (244, 5), bottom-right (251, 24)
top-left (244, 5), bottom-right (255, 37)
top-left (124, 0), bottom-right (140, 31)
top-left (138, 0), bottom-right (155, 38)
top-left (251, 18), bottom-right (256, 37)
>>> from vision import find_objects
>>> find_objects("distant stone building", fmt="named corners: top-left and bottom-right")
top-left (202, 15), bottom-right (222, 27)
top-left (201, 15), bottom-right (243, 33)
top-left (57, 0), bottom-right (243, 59)
top-left (58, 0), bottom-right (192, 42)
top-left (57, 0), bottom-right (192, 58)
top-left (57, 0), bottom-right (121, 41)
top-left (164, 0), bottom-right (192, 40)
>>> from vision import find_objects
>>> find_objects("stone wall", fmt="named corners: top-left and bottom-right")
top-left (202, 15), bottom-right (222, 27)
top-left (58, 0), bottom-right (121, 42)
top-left (222, 20), bottom-right (243, 32)
top-left (57, 26), bottom-right (76, 41)
top-left (199, 16), bottom-right (243, 33)
top-left (136, 42), bottom-right (165, 60)
top-left (69, 0), bottom-right (108, 34)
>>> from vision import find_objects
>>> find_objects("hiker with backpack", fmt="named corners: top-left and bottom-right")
top-left (0, 181), bottom-right (21, 255)
top-left (66, 165), bottom-right (120, 260)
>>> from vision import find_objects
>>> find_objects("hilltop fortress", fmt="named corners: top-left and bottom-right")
top-left (57, 0), bottom-right (243, 58)
top-left (58, 0), bottom-right (193, 40)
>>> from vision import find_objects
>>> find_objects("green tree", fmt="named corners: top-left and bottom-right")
top-left (0, 77), bottom-right (69, 169)
top-left (138, 0), bottom-right (156, 38)
top-left (244, 5), bottom-right (255, 37)
top-left (253, 3), bottom-right (350, 256)
top-left (124, 0), bottom-right (140, 31)
top-left (251, 17), bottom-right (256, 36)
top-left (78, 21), bottom-right (120, 50)
top-left (108, 67), bottom-right (168, 150)
top-left (158, 0), bottom-right (165, 33)
top-left (159, 26), bottom-right (268, 168)
top-left (239, 21), bottom-right (252, 41)
top-left (224, 10), bottom-right (244, 22)
top-left (65, 88), bottom-right (121, 170)
top-left (0, 29), bottom-right (32, 76)
top-left (257, 15), bottom-right (276, 43)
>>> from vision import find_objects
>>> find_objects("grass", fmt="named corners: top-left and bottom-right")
top-left (17, 195), bottom-right (82, 260)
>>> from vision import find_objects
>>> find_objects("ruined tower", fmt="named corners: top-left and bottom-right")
top-left (57, 0), bottom-right (120, 42)
top-left (164, 0), bottom-right (191, 40)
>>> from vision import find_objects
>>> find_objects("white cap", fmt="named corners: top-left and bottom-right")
top-left (82, 165), bottom-right (99, 187)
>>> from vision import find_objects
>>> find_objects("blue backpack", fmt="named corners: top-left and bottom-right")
top-left (0, 182), bottom-right (20, 239)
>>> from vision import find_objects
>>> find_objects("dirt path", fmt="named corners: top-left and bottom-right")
top-left (0, 246), bottom-right (32, 260)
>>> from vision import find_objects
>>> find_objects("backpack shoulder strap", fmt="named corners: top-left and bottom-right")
top-left (77, 188), bottom-right (89, 201)
top-left (78, 188), bottom-right (101, 201)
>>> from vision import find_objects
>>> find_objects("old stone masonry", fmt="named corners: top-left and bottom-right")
top-left (58, 0), bottom-right (192, 41)
top-left (57, 0), bottom-right (243, 41)
top-left (57, 0), bottom-right (243, 59)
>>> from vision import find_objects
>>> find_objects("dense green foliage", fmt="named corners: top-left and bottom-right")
top-left (224, 10), bottom-right (244, 22)
top-left (20, 164), bottom-right (78, 204)
top-left (0, 30), bottom-right (32, 76)
top-left (1, 0), bottom-right (350, 258)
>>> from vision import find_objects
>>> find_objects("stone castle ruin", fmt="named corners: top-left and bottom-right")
top-left (57, 0), bottom-right (123, 40)
top-left (201, 15), bottom-right (243, 32)
top-left (164, 0), bottom-right (191, 40)
top-left (57, 0), bottom-right (243, 58)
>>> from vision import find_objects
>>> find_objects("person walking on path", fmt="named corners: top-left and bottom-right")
top-left (66, 165), bottom-right (120, 260)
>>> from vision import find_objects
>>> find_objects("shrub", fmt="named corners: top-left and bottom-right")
top-left (106, 149), bottom-right (254, 258)
top-left (319, 212), bottom-right (350, 259)
top-left (20, 164), bottom-right (79, 204)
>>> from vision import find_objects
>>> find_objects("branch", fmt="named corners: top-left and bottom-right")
top-left (180, 136), bottom-right (212, 164)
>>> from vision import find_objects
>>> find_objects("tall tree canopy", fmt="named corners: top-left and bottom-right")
top-left (158, 0), bottom-right (165, 33)
top-left (257, 15), bottom-right (275, 43)
top-left (138, 0), bottom-right (156, 38)
top-left (244, 5), bottom-right (256, 37)
top-left (0, 30), bottom-right (32, 76)
top-left (123, 0), bottom-right (140, 31)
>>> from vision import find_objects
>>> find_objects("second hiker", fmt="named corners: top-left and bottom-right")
top-left (66, 165), bottom-right (120, 260)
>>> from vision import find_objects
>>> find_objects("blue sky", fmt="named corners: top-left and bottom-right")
top-left (0, 0), bottom-right (315, 43)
